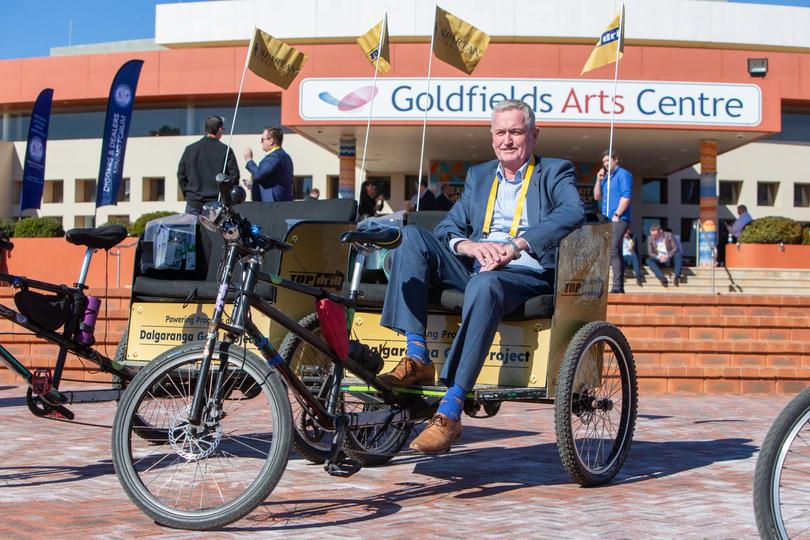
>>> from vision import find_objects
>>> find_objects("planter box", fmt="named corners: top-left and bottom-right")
top-left (1, 237), bottom-right (137, 288)
top-left (726, 243), bottom-right (810, 269)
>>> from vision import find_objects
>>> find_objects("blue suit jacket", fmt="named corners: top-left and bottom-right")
top-left (434, 156), bottom-right (586, 269)
top-left (246, 147), bottom-right (294, 202)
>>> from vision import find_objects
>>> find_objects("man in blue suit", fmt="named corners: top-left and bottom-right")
top-left (378, 99), bottom-right (585, 454)
top-left (243, 126), bottom-right (293, 202)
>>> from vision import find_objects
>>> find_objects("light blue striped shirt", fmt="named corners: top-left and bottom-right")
top-left (450, 159), bottom-right (543, 272)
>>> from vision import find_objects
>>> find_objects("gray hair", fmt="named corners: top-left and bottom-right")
top-left (491, 99), bottom-right (536, 132)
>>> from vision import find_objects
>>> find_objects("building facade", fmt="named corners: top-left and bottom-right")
top-left (1, 0), bottom-right (809, 260)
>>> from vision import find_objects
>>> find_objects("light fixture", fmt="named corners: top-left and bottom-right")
top-left (748, 58), bottom-right (768, 77)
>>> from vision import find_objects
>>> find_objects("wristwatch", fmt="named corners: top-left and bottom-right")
top-left (506, 238), bottom-right (521, 253)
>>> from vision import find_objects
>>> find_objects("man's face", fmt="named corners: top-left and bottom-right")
top-left (652, 228), bottom-right (662, 240)
top-left (602, 155), bottom-right (618, 171)
top-left (261, 130), bottom-right (274, 152)
top-left (491, 109), bottom-right (538, 167)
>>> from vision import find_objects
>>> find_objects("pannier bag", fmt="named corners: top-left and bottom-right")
top-left (140, 213), bottom-right (197, 273)
top-left (14, 290), bottom-right (72, 332)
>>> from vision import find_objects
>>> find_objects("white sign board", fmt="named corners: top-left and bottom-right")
top-left (299, 78), bottom-right (761, 127)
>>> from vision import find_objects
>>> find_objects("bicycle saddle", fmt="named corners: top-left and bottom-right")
top-left (66, 224), bottom-right (128, 250)
top-left (340, 227), bottom-right (402, 249)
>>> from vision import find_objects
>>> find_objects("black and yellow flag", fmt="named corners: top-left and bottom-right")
top-left (357, 16), bottom-right (391, 74)
top-left (247, 27), bottom-right (308, 90)
top-left (581, 7), bottom-right (625, 75)
top-left (432, 6), bottom-right (490, 75)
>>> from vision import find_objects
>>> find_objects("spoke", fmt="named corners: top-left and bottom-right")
top-left (224, 434), bottom-right (271, 457)
top-left (150, 453), bottom-right (185, 494)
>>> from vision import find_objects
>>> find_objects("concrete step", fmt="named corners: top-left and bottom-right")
top-left (612, 267), bottom-right (810, 295)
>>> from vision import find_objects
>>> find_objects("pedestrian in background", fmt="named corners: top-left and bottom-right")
top-left (177, 115), bottom-right (239, 215)
top-left (243, 127), bottom-right (293, 202)
top-left (593, 150), bottom-right (633, 294)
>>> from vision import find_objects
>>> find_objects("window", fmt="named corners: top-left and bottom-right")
top-left (794, 183), bottom-right (810, 207)
top-left (641, 178), bottom-right (667, 204)
top-left (641, 217), bottom-right (668, 239)
top-left (11, 180), bottom-right (22, 205)
top-left (293, 175), bottom-right (313, 199)
top-left (680, 178), bottom-right (699, 205)
top-left (757, 181), bottom-right (779, 206)
top-left (106, 215), bottom-right (130, 227)
top-left (680, 218), bottom-right (696, 243)
top-left (143, 177), bottom-right (165, 202)
top-left (719, 180), bottom-right (743, 205)
top-left (117, 177), bottom-right (130, 203)
top-left (75, 178), bottom-right (96, 203)
top-left (327, 175), bottom-right (339, 199)
top-left (74, 215), bottom-right (95, 228)
top-left (43, 180), bottom-right (63, 204)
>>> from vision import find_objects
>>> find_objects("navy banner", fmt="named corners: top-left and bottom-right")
top-left (96, 59), bottom-right (143, 208)
top-left (20, 88), bottom-right (54, 212)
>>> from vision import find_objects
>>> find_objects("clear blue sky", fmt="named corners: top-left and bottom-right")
top-left (0, 0), bottom-right (808, 60)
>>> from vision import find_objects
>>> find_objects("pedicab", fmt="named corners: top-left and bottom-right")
top-left (111, 180), bottom-right (637, 530)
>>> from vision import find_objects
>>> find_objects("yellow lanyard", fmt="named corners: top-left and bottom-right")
top-left (482, 155), bottom-right (536, 239)
top-left (266, 146), bottom-right (280, 156)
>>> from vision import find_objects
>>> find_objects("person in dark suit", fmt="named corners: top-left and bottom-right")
top-left (243, 126), bottom-right (293, 202)
top-left (177, 115), bottom-right (239, 214)
top-left (435, 183), bottom-right (455, 211)
top-left (378, 99), bottom-right (585, 454)
top-left (406, 179), bottom-right (437, 211)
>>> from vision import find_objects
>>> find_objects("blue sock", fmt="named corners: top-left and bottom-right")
top-left (405, 331), bottom-right (430, 364)
top-left (436, 384), bottom-right (466, 422)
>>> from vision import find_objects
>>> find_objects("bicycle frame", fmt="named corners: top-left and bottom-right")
top-left (186, 242), bottom-right (430, 433)
top-left (0, 269), bottom-right (137, 408)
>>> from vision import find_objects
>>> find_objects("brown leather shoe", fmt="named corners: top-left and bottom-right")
top-left (410, 414), bottom-right (462, 454)
top-left (377, 357), bottom-right (435, 387)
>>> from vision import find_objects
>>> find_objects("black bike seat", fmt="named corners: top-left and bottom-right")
top-left (65, 224), bottom-right (128, 250)
top-left (340, 227), bottom-right (402, 249)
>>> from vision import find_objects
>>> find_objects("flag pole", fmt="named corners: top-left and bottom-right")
top-left (358, 14), bottom-right (387, 215)
top-left (605, 4), bottom-right (624, 216)
top-left (416, 5), bottom-right (437, 212)
top-left (223, 29), bottom-right (256, 175)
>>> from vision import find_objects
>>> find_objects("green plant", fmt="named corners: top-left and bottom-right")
top-left (739, 216), bottom-right (803, 245)
top-left (802, 226), bottom-right (810, 245)
top-left (102, 216), bottom-right (133, 233)
top-left (13, 217), bottom-right (64, 238)
top-left (130, 211), bottom-right (178, 236)
top-left (0, 218), bottom-right (15, 238)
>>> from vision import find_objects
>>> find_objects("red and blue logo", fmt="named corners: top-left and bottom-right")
top-left (318, 86), bottom-right (379, 111)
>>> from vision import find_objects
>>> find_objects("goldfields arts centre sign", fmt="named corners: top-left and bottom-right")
top-left (300, 78), bottom-right (761, 126)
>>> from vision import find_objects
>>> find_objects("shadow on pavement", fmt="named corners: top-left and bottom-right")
top-left (0, 396), bottom-right (26, 408)
top-left (0, 461), bottom-right (115, 487)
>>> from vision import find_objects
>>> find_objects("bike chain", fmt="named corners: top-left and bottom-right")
top-left (40, 413), bottom-right (112, 429)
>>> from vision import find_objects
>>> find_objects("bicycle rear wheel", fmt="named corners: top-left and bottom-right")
top-left (111, 341), bottom-right (291, 530)
top-left (754, 387), bottom-right (810, 540)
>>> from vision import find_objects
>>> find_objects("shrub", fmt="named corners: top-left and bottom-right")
top-left (13, 217), bottom-right (64, 238)
top-left (102, 216), bottom-right (133, 233)
top-left (130, 211), bottom-right (178, 236)
top-left (0, 218), bottom-right (15, 238)
top-left (803, 226), bottom-right (810, 245)
top-left (739, 216), bottom-right (803, 244)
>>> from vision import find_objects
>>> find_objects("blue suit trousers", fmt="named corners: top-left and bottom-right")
top-left (380, 225), bottom-right (553, 391)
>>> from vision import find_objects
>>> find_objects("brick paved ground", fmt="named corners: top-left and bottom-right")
top-left (0, 384), bottom-right (793, 539)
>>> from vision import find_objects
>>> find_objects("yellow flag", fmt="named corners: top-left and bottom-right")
top-left (247, 27), bottom-right (308, 90)
top-left (357, 16), bottom-right (391, 74)
top-left (581, 7), bottom-right (625, 75)
top-left (432, 6), bottom-right (490, 75)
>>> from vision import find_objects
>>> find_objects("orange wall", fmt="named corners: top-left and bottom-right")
top-left (1, 238), bottom-right (136, 289)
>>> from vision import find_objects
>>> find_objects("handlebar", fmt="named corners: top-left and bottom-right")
top-left (201, 178), bottom-right (292, 254)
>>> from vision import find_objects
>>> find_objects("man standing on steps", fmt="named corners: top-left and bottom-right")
top-left (243, 127), bottom-right (294, 203)
top-left (593, 150), bottom-right (633, 294)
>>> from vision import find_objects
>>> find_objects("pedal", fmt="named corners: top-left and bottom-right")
top-left (48, 404), bottom-right (75, 421)
top-left (31, 369), bottom-right (53, 396)
top-left (324, 456), bottom-right (362, 478)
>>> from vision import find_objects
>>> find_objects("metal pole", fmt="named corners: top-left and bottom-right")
top-left (358, 14), bottom-right (387, 193)
top-left (416, 5), bottom-right (438, 212)
top-left (223, 29), bottom-right (256, 175)
top-left (604, 4), bottom-right (625, 215)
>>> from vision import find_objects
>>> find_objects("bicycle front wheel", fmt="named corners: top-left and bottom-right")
top-left (111, 341), bottom-right (292, 530)
top-left (754, 386), bottom-right (810, 540)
